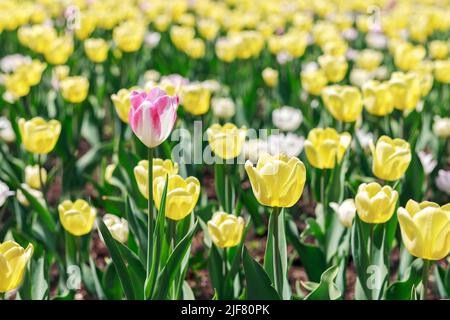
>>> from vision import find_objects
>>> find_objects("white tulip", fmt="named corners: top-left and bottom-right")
top-left (436, 170), bottom-right (450, 195)
top-left (418, 151), bottom-right (437, 175)
top-left (243, 139), bottom-right (269, 163)
top-left (0, 117), bottom-right (16, 143)
top-left (272, 106), bottom-right (303, 131)
top-left (268, 133), bottom-right (305, 158)
top-left (103, 214), bottom-right (129, 244)
top-left (330, 199), bottom-right (356, 228)
top-left (211, 97), bottom-right (235, 119)
top-left (0, 180), bottom-right (14, 207)
top-left (433, 117), bottom-right (450, 138)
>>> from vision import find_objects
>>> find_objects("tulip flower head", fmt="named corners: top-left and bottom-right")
top-left (0, 241), bottom-right (33, 293)
top-left (245, 153), bottom-right (306, 208)
top-left (370, 136), bottom-right (411, 181)
top-left (398, 200), bottom-right (450, 260)
top-left (355, 182), bottom-right (398, 224)
top-left (262, 67), bottom-right (279, 87)
top-left (153, 174), bottom-right (201, 221)
top-left (304, 128), bottom-right (352, 169)
top-left (111, 88), bottom-right (132, 123)
top-left (321, 85), bottom-right (363, 122)
top-left (362, 80), bottom-right (394, 116)
top-left (103, 214), bottom-right (129, 244)
top-left (181, 83), bottom-right (211, 116)
top-left (134, 158), bottom-right (179, 199)
top-left (60, 76), bottom-right (90, 103)
top-left (58, 199), bottom-right (97, 236)
top-left (207, 123), bottom-right (247, 160)
top-left (18, 117), bottom-right (61, 154)
top-left (208, 212), bottom-right (245, 248)
top-left (330, 199), bottom-right (356, 228)
top-left (25, 165), bottom-right (47, 190)
top-left (128, 88), bottom-right (179, 148)
top-left (272, 106), bottom-right (303, 131)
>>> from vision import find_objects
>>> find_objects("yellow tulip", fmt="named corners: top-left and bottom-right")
top-left (429, 40), bottom-right (448, 60)
top-left (362, 80), bottom-right (395, 116)
top-left (198, 19), bottom-right (219, 40)
top-left (44, 36), bottom-right (74, 65)
top-left (18, 117), bottom-right (61, 154)
top-left (304, 128), bottom-right (352, 169)
top-left (321, 85), bottom-right (363, 122)
top-left (398, 200), bottom-right (450, 260)
top-left (84, 38), bottom-right (109, 63)
top-left (184, 38), bottom-right (205, 59)
top-left (245, 153), bottom-right (306, 208)
top-left (105, 164), bottom-right (116, 185)
top-left (3, 73), bottom-right (30, 98)
top-left (170, 25), bottom-right (195, 51)
top-left (113, 20), bottom-right (145, 53)
top-left (355, 49), bottom-right (383, 72)
top-left (111, 88), bottom-right (132, 123)
top-left (181, 83), bottom-right (211, 116)
top-left (389, 72), bottom-right (421, 111)
top-left (154, 15), bottom-right (171, 32)
top-left (355, 182), bottom-right (398, 224)
top-left (15, 59), bottom-right (46, 87)
top-left (53, 65), bottom-right (70, 82)
top-left (318, 55), bottom-right (348, 83)
top-left (153, 175), bottom-right (200, 221)
top-left (262, 67), bottom-right (279, 87)
top-left (301, 68), bottom-right (328, 96)
top-left (103, 214), bottom-right (129, 244)
top-left (370, 135), bottom-right (411, 181)
top-left (0, 241), bottom-right (33, 293)
top-left (394, 43), bottom-right (426, 71)
top-left (25, 165), bottom-right (47, 190)
top-left (434, 59), bottom-right (450, 83)
top-left (321, 38), bottom-right (348, 57)
top-left (215, 37), bottom-right (237, 63)
top-left (58, 199), bottom-right (96, 236)
top-left (134, 158), bottom-right (179, 199)
top-left (75, 12), bottom-right (96, 40)
top-left (207, 123), bottom-right (247, 160)
top-left (207, 212), bottom-right (245, 248)
top-left (60, 76), bottom-right (89, 103)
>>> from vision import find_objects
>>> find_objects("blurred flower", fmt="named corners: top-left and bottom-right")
top-left (75, 12), bottom-right (96, 40)
top-left (16, 184), bottom-right (43, 207)
top-left (153, 174), bottom-right (200, 221)
top-left (212, 97), bottom-right (235, 119)
top-left (268, 133), bottom-right (304, 158)
top-left (362, 80), bottom-right (394, 116)
top-left (104, 164), bottom-right (116, 185)
top-left (111, 88), bottom-right (132, 123)
top-left (262, 67), bottom-right (279, 87)
top-left (25, 165), bottom-right (47, 190)
top-left (18, 117), bottom-right (61, 154)
top-left (0, 180), bottom-right (14, 207)
top-left (398, 200), bottom-right (450, 260)
top-left (181, 83), bottom-right (211, 116)
top-left (301, 68), bottom-right (328, 96)
top-left (0, 117), bottom-right (16, 143)
top-left (198, 19), bottom-right (219, 40)
top-left (370, 136), bottom-right (411, 181)
top-left (0, 54), bottom-right (31, 73)
top-left (245, 153), bottom-right (306, 208)
top-left (355, 182), bottom-right (398, 224)
top-left (272, 106), bottom-right (302, 131)
top-left (60, 76), bottom-right (89, 103)
top-left (389, 72), bottom-right (421, 111)
top-left (366, 32), bottom-right (387, 50)
top-left (355, 49), bottom-right (383, 72)
top-left (355, 129), bottom-right (374, 151)
top-left (207, 123), bottom-right (247, 160)
top-left (185, 38), bottom-right (206, 59)
top-left (84, 38), bottom-right (109, 63)
top-left (0, 241), bottom-right (33, 293)
top-left (304, 128), bottom-right (352, 169)
top-left (208, 212), bottom-right (245, 248)
top-left (436, 170), bottom-right (450, 195)
top-left (330, 199), bottom-right (356, 228)
top-left (113, 20), bottom-right (145, 52)
top-left (243, 139), bottom-right (269, 163)
top-left (318, 55), bottom-right (348, 83)
top-left (349, 68), bottom-right (372, 88)
top-left (44, 36), bottom-right (74, 65)
top-left (170, 25), bottom-right (195, 51)
top-left (394, 43), bottom-right (426, 71)
top-left (103, 214), bottom-right (129, 244)
top-left (134, 159), bottom-right (179, 200)
top-left (129, 88), bottom-right (179, 148)
top-left (321, 85), bottom-right (363, 122)
top-left (58, 199), bottom-right (96, 236)
top-left (144, 32), bottom-right (161, 49)
top-left (160, 74), bottom-right (189, 96)
top-left (418, 151), bottom-right (437, 175)
top-left (433, 117), bottom-right (450, 138)
top-left (434, 59), bottom-right (450, 83)
top-left (429, 40), bottom-right (448, 60)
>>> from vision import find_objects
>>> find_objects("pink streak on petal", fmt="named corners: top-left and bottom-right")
top-left (149, 104), bottom-right (161, 137)
top-left (130, 90), bottom-right (147, 110)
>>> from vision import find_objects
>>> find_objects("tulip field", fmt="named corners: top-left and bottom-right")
top-left (1, 0), bottom-right (450, 303)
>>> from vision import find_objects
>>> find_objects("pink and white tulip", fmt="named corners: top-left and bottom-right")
top-left (129, 87), bottom-right (179, 148)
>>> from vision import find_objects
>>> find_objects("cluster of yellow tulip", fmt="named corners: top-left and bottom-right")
top-left (0, 0), bottom-right (449, 302)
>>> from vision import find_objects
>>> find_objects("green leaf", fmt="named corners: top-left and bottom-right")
top-left (98, 219), bottom-right (135, 300)
top-left (208, 245), bottom-right (224, 298)
top-left (243, 247), bottom-right (280, 300)
top-left (31, 256), bottom-right (49, 300)
top-left (386, 259), bottom-right (423, 300)
top-left (305, 265), bottom-right (342, 300)
top-left (19, 185), bottom-right (56, 232)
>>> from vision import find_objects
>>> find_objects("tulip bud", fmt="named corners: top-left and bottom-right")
top-left (272, 106), bottom-right (303, 131)
top-left (111, 88), bottom-right (132, 123)
top-left (25, 165), bottom-right (47, 190)
top-left (321, 85), bottom-right (363, 122)
top-left (181, 83), bottom-right (211, 116)
top-left (134, 159), bottom-right (179, 199)
top-left (389, 72), bottom-right (421, 111)
top-left (207, 123), bottom-right (247, 160)
top-left (300, 68), bottom-right (328, 96)
top-left (18, 117), bottom-right (61, 154)
top-left (60, 76), bottom-right (90, 103)
top-left (436, 170), bottom-right (450, 195)
top-left (84, 38), bottom-right (109, 63)
top-left (433, 117), bottom-right (450, 138)
top-left (211, 97), bottom-right (236, 119)
top-left (434, 59), bottom-right (450, 83)
top-left (105, 164), bottom-right (116, 185)
top-left (355, 182), bottom-right (398, 224)
top-left (362, 80), bottom-right (395, 116)
top-left (429, 40), bottom-right (449, 60)
top-left (304, 128), bottom-right (352, 169)
top-left (44, 36), bottom-right (74, 65)
top-left (113, 21), bottom-right (145, 53)
top-left (207, 212), bottom-right (245, 248)
top-left (128, 88), bottom-right (179, 148)
top-left (103, 214), bottom-right (129, 244)
top-left (370, 136), bottom-right (411, 181)
top-left (355, 49), bottom-right (383, 71)
top-left (394, 43), bottom-right (426, 71)
top-left (330, 199), bottom-right (356, 228)
top-left (318, 55), bottom-right (348, 83)
top-left (262, 67), bottom-right (279, 87)
top-left (153, 175), bottom-right (200, 221)
top-left (0, 241), bottom-right (33, 293)
top-left (398, 200), bottom-right (450, 260)
top-left (245, 153), bottom-right (306, 208)
top-left (58, 199), bottom-right (97, 236)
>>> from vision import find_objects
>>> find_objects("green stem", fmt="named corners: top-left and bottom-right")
top-left (223, 248), bottom-right (228, 280)
top-left (0, 292), bottom-right (5, 300)
top-left (421, 259), bottom-right (431, 300)
top-left (271, 207), bottom-right (283, 296)
top-left (368, 224), bottom-right (374, 264)
top-left (146, 147), bottom-right (154, 277)
top-left (37, 154), bottom-right (47, 199)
